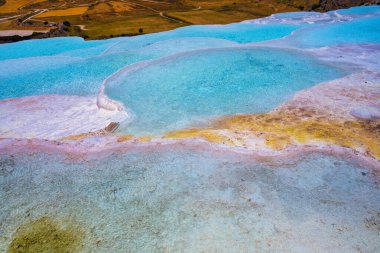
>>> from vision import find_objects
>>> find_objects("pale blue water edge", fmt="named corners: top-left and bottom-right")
top-left (0, 23), bottom-right (298, 61)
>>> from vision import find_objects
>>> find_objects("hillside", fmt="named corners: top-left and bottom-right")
top-left (0, 0), bottom-right (379, 41)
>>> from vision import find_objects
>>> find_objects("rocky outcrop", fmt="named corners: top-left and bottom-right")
top-left (318, 0), bottom-right (380, 11)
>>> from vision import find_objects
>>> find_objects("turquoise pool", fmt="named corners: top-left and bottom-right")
top-left (104, 47), bottom-right (345, 135)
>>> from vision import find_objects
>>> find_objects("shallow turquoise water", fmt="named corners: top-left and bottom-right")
top-left (0, 37), bottom-right (115, 60)
top-left (0, 23), bottom-right (298, 61)
top-left (336, 5), bottom-right (380, 15)
top-left (1, 146), bottom-right (379, 252)
top-left (102, 23), bottom-right (299, 54)
top-left (0, 5), bottom-right (379, 134)
top-left (105, 47), bottom-right (345, 135)
top-left (0, 54), bottom-right (143, 99)
top-left (0, 38), bottom-right (238, 99)
top-left (293, 15), bottom-right (380, 48)
top-left (0, 25), bottom-right (298, 100)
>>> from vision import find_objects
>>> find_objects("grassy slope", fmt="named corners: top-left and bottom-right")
top-left (0, 0), bottom-right (378, 39)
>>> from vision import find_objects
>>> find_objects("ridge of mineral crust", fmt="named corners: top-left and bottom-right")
top-left (165, 72), bottom-right (380, 160)
top-left (0, 95), bottom-right (128, 140)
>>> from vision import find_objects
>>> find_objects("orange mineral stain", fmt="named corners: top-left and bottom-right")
top-left (164, 109), bottom-right (380, 159)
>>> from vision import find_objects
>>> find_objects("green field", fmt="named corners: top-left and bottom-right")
top-left (0, 0), bottom-right (376, 40)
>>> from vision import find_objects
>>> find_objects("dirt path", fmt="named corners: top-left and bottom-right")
top-left (0, 14), bottom-right (22, 24)
top-left (76, 24), bottom-right (88, 30)
top-left (21, 9), bottom-right (47, 23)
top-left (159, 11), bottom-right (184, 23)
top-left (121, 0), bottom-right (185, 23)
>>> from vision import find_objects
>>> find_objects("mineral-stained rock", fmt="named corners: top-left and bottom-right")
top-left (8, 217), bottom-right (84, 253)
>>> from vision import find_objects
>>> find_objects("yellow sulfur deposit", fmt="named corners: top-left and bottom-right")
top-left (165, 109), bottom-right (380, 159)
